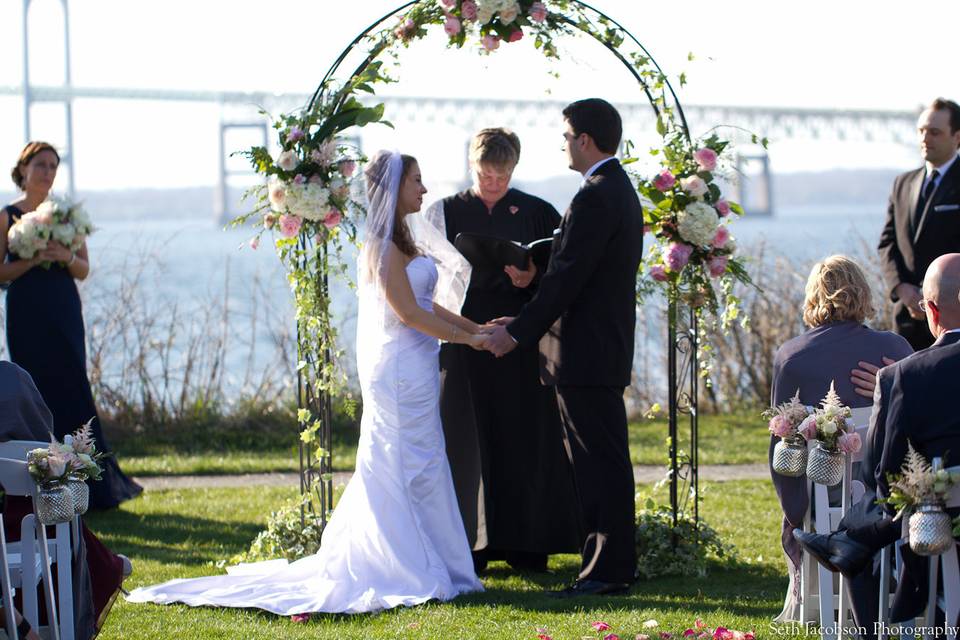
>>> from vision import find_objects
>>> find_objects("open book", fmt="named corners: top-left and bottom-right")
top-left (453, 232), bottom-right (554, 273)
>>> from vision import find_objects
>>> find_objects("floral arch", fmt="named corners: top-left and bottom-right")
top-left (235, 0), bottom-right (754, 536)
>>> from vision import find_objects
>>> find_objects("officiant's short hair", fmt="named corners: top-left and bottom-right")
top-left (469, 128), bottom-right (521, 170)
top-left (803, 255), bottom-right (875, 328)
top-left (562, 98), bottom-right (622, 154)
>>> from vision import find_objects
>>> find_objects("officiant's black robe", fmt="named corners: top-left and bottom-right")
top-left (438, 188), bottom-right (580, 561)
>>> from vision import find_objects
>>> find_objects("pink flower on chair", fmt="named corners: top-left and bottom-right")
top-left (838, 431), bottom-right (862, 454)
top-left (768, 415), bottom-right (792, 438)
top-left (798, 415), bottom-right (818, 441)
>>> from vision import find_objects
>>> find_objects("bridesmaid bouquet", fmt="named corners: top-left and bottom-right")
top-left (7, 195), bottom-right (95, 261)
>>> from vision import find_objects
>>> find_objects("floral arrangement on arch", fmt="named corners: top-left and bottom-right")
top-left (636, 130), bottom-right (753, 325)
top-left (796, 382), bottom-right (861, 454)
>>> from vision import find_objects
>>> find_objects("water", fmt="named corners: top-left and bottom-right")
top-left (4, 202), bottom-right (888, 400)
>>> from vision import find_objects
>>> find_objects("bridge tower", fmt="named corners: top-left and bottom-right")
top-left (21, 0), bottom-right (76, 197)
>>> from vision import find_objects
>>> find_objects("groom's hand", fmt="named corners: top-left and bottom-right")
top-left (482, 325), bottom-right (518, 357)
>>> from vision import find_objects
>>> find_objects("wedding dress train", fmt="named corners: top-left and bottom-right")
top-left (127, 256), bottom-right (482, 614)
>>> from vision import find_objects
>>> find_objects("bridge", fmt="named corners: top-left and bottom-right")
top-left (7, 0), bottom-right (921, 220)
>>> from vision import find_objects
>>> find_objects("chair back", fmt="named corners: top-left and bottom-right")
top-left (849, 406), bottom-right (872, 428)
top-left (0, 457), bottom-right (36, 498)
top-left (0, 440), bottom-right (50, 462)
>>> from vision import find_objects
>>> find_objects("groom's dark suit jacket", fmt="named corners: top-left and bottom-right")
top-left (879, 158), bottom-right (960, 348)
top-left (508, 159), bottom-right (644, 386)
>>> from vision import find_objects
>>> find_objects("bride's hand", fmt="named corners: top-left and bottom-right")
top-left (465, 333), bottom-right (487, 350)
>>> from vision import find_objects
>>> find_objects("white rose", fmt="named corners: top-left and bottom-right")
top-left (476, 0), bottom-right (495, 23)
top-left (52, 223), bottom-right (76, 246)
top-left (680, 175), bottom-right (708, 198)
top-left (268, 179), bottom-right (287, 212)
top-left (822, 421), bottom-right (838, 436)
top-left (276, 150), bottom-right (299, 172)
top-left (676, 201), bottom-right (719, 246)
top-left (499, 0), bottom-right (519, 23)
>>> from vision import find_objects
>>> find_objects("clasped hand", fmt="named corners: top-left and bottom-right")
top-left (470, 316), bottom-right (516, 357)
top-left (35, 240), bottom-right (72, 265)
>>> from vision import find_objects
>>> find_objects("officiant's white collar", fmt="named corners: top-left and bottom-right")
top-left (581, 156), bottom-right (617, 184)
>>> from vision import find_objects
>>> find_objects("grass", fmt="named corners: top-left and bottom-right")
top-left (114, 411), bottom-right (769, 476)
top-left (85, 479), bottom-right (792, 640)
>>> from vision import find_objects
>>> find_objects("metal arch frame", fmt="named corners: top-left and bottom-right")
top-left (300, 0), bottom-right (700, 535)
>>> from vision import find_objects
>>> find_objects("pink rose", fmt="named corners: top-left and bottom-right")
top-left (650, 264), bottom-right (669, 282)
top-left (653, 170), bottom-right (676, 192)
top-left (593, 622), bottom-right (612, 632)
top-left (440, 0), bottom-right (456, 6)
top-left (680, 175), bottom-right (708, 198)
top-left (323, 208), bottom-right (342, 229)
top-left (708, 255), bottom-right (728, 278)
top-left (278, 214), bottom-right (302, 238)
top-left (768, 415), bottom-right (792, 438)
top-left (249, 236), bottom-right (260, 250)
top-left (287, 126), bottom-right (304, 143)
top-left (665, 242), bottom-right (693, 272)
top-left (507, 28), bottom-right (523, 43)
top-left (529, 1), bottom-right (547, 22)
top-left (461, 0), bottom-right (478, 20)
top-left (338, 159), bottom-right (356, 177)
top-left (798, 415), bottom-right (818, 441)
top-left (481, 34), bottom-right (500, 51)
top-left (268, 181), bottom-right (286, 212)
top-left (712, 226), bottom-right (730, 249)
top-left (838, 431), bottom-right (862, 454)
top-left (444, 15), bottom-right (461, 36)
top-left (276, 150), bottom-right (299, 172)
top-left (715, 199), bottom-right (731, 217)
top-left (693, 147), bottom-right (718, 172)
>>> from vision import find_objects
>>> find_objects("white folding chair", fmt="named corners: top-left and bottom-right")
top-left (798, 406), bottom-right (871, 637)
top-left (920, 460), bottom-right (960, 640)
top-left (0, 442), bottom-right (82, 557)
top-left (0, 514), bottom-right (19, 639)
top-left (0, 457), bottom-right (73, 640)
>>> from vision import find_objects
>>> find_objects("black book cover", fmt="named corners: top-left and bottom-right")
top-left (454, 233), bottom-right (553, 273)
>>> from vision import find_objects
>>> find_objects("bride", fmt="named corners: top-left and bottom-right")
top-left (127, 150), bottom-right (487, 614)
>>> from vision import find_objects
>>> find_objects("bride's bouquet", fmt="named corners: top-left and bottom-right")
top-left (7, 195), bottom-right (95, 262)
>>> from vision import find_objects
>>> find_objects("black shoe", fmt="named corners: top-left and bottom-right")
top-left (505, 551), bottom-right (548, 573)
top-left (792, 530), bottom-right (873, 579)
top-left (547, 579), bottom-right (630, 598)
top-left (471, 549), bottom-right (488, 574)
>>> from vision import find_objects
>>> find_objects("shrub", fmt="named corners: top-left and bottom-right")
top-left (634, 499), bottom-right (736, 580)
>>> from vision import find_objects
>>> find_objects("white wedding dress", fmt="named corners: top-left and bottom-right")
top-left (127, 256), bottom-right (483, 615)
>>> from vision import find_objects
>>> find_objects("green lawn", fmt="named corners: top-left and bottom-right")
top-left (85, 479), bottom-right (795, 640)
top-left (116, 411), bottom-right (769, 476)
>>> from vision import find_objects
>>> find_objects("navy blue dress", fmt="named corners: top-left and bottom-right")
top-left (4, 205), bottom-right (141, 509)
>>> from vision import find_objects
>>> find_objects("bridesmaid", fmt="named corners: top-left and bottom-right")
top-left (1, 141), bottom-right (141, 509)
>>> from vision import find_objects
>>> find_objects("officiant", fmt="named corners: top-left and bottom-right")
top-left (428, 127), bottom-right (580, 572)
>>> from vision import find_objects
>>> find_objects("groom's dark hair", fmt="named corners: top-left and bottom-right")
top-left (562, 99), bottom-right (622, 154)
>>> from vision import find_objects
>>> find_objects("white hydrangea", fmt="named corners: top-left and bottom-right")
top-left (476, 0), bottom-right (499, 23)
top-left (7, 212), bottom-right (50, 259)
top-left (286, 182), bottom-right (331, 221)
top-left (676, 201), bottom-right (719, 247)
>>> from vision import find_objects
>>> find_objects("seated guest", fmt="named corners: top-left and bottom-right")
top-left (769, 255), bottom-right (913, 622)
top-left (0, 360), bottom-right (131, 639)
top-left (795, 253), bottom-right (960, 630)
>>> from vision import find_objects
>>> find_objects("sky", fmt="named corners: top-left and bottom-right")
top-left (0, 0), bottom-right (957, 192)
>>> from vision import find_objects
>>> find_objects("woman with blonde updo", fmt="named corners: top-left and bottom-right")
top-left (430, 127), bottom-right (579, 573)
top-left (769, 254), bottom-right (912, 623)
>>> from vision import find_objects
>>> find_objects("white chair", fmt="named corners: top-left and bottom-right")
top-left (0, 457), bottom-right (74, 640)
top-left (920, 460), bottom-right (960, 640)
top-left (798, 406), bottom-right (871, 637)
top-left (0, 514), bottom-right (19, 639)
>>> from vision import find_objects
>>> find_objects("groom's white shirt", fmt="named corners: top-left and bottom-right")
top-left (580, 156), bottom-right (616, 187)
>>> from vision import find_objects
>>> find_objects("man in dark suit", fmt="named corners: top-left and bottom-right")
top-left (482, 98), bottom-right (644, 597)
top-left (879, 97), bottom-right (960, 350)
top-left (794, 253), bottom-right (960, 630)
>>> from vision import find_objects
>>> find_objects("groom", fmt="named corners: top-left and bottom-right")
top-left (482, 98), bottom-right (644, 596)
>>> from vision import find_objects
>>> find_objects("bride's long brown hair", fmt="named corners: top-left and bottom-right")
top-left (392, 155), bottom-right (420, 258)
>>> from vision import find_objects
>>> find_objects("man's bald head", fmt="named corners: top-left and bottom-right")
top-left (922, 253), bottom-right (960, 336)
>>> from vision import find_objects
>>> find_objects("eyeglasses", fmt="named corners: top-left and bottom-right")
top-left (918, 298), bottom-right (937, 313)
